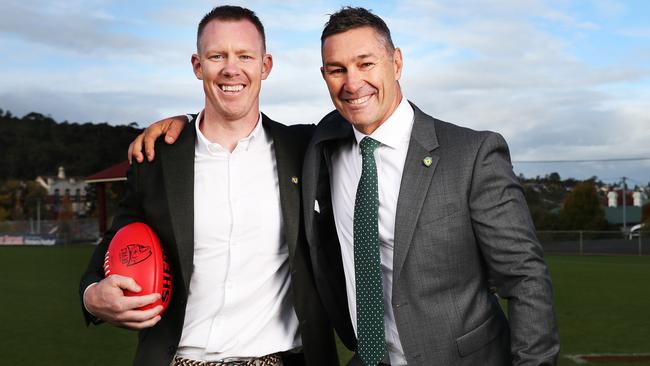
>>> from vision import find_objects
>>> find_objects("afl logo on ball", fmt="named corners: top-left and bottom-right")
top-left (120, 244), bottom-right (152, 266)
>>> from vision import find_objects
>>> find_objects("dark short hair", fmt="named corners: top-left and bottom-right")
top-left (321, 6), bottom-right (394, 51)
top-left (197, 5), bottom-right (266, 52)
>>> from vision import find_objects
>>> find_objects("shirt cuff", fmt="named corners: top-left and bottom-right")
top-left (83, 282), bottom-right (99, 318)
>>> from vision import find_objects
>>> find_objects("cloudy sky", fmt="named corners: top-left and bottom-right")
top-left (1, 0), bottom-right (649, 186)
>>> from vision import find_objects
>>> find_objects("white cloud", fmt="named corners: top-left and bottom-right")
top-left (617, 27), bottom-right (650, 39)
top-left (0, 0), bottom-right (146, 54)
top-left (1, 0), bottom-right (649, 183)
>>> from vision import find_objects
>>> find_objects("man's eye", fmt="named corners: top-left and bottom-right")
top-left (240, 55), bottom-right (252, 61)
top-left (327, 68), bottom-right (344, 75)
top-left (361, 62), bottom-right (374, 69)
top-left (210, 55), bottom-right (224, 60)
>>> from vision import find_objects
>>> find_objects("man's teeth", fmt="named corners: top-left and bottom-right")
top-left (221, 85), bottom-right (244, 92)
top-left (347, 95), bottom-right (371, 104)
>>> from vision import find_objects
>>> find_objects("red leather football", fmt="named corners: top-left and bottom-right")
top-left (104, 222), bottom-right (172, 313)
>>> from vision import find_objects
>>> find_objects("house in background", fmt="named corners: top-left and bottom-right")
top-left (35, 166), bottom-right (89, 216)
top-left (604, 188), bottom-right (646, 228)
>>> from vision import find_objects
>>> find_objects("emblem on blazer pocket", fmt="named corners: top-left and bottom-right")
top-left (423, 156), bottom-right (433, 167)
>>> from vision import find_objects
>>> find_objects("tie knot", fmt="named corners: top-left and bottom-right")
top-left (360, 137), bottom-right (380, 156)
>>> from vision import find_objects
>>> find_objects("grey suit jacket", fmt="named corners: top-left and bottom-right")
top-left (302, 102), bottom-right (559, 366)
top-left (80, 114), bottom-right (338, 366)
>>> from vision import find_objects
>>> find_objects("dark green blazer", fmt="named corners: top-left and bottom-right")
top-left (80, 114), bottom-right (338, 366)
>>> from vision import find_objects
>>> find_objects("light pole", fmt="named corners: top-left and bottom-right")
top-left (37, 198), bottom-right (41, 234)
top-left (621, 177), bottom-right (628, 231)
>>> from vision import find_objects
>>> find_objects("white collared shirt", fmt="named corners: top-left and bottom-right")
top-left (330, 97), bottom-right (414, 365)
top-left (176, 112), bottom-right (301, 360)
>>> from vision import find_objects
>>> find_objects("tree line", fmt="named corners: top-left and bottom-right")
top-left (1, 108), bottom-right (648, 229)
top-left (0, 109), bottom-right (140, 221)
top-left (0, 109), bottom-right (140, 180)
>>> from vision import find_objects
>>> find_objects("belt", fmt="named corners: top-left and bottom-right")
top-left (172, 354), bottom-right (281, 366)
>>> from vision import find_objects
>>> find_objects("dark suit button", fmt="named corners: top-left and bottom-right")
top-left (168, 345), bottom-right (176, 355)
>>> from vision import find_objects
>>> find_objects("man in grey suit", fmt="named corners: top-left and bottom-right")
top-left (303, 7), bottom-right (559, 366)
top-left (130, 6), bottom-right (559, 366)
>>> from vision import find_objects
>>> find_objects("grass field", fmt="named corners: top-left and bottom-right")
top-left (1, 246), bottom-right (648, 365)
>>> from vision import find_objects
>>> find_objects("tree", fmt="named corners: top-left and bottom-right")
top-left (0, 180), bottom-right (48, 221)
top-left (560, 182), bottom-right (607, 230)
top-left (548, 172), bottom-right (561, 183)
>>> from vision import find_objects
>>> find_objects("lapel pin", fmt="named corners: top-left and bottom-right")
top-left (423, 156), bottom-right (433, 167)
top-left (291, 176), bottom-right (299, 184)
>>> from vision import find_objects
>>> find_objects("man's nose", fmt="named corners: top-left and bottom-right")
top-left (343, 68), bottom-right (364, 94)
top-left (222, 57), bottom-right (241, 77)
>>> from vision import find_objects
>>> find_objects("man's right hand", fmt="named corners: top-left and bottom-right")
top-left (128, 115), bottom-right (189, 164)
top-left (84, 274), bottom-right (162, 330)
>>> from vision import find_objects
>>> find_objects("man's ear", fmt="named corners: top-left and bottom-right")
top-left (393, 47), bottom-right (403, 81)
top-left (320, 66), bottom-right (326, 80)
top-left (191, 54), bottom-right (202, 80)
top-left (261, 53), bottom-right (273, 80)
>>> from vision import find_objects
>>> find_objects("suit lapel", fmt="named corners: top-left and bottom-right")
top-left (393, 103), bottom-right (439, 282)
top-left (263, 114), bottom-right (302, 260)
top-left (161, 120), bottom-right (196, 291)
top-left (303, 112), bottom-right (353, 248)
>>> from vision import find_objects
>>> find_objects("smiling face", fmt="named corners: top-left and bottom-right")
top-left (192, 19), bottom-right (272, 123)
top-left (321, 26), bottom-right (403, 135)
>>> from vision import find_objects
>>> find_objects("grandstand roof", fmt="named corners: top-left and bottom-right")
top-left (85, 161), bottom-right (129, 184)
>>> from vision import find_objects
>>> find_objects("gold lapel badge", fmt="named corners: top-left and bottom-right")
top-left (423, 156), bottom-right (433, 167)
top-left (291, 176), bottom-right (299, 184)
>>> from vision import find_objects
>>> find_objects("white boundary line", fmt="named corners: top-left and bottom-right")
top-left (565, 353), bottom-right (650, 364)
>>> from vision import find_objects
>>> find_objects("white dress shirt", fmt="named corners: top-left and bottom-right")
top-left (330, 97), bottom-right (414, 365)
top-left (176, 112), bottom-right (301, 360)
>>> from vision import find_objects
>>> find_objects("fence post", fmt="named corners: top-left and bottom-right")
top-left (639, 230), bottom-right (643, 256)
top-left (579, 231), bottom-right (583, 255)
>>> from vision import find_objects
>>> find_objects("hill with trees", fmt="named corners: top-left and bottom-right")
top-left (1, 108), bottom-right (648, 229)
top-left (0, 109), bottom-right (140, 180)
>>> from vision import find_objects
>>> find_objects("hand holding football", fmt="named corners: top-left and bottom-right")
top-left (104, 222), bottom-right (172, 313)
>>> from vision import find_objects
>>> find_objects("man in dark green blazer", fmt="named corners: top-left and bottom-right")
top-left (79, 6), bottom-right (337, 366)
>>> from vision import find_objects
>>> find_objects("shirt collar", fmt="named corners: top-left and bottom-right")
top-left (195, 111), bottom-right (264, 155)
top-left (352, 97), bottom-right (414, 149)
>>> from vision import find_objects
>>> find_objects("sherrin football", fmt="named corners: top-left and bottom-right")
top-left (104, 222), bottom-right (172, 313)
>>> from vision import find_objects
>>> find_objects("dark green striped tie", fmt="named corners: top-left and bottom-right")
top-left (354, 136), bottom-right (386, 366)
